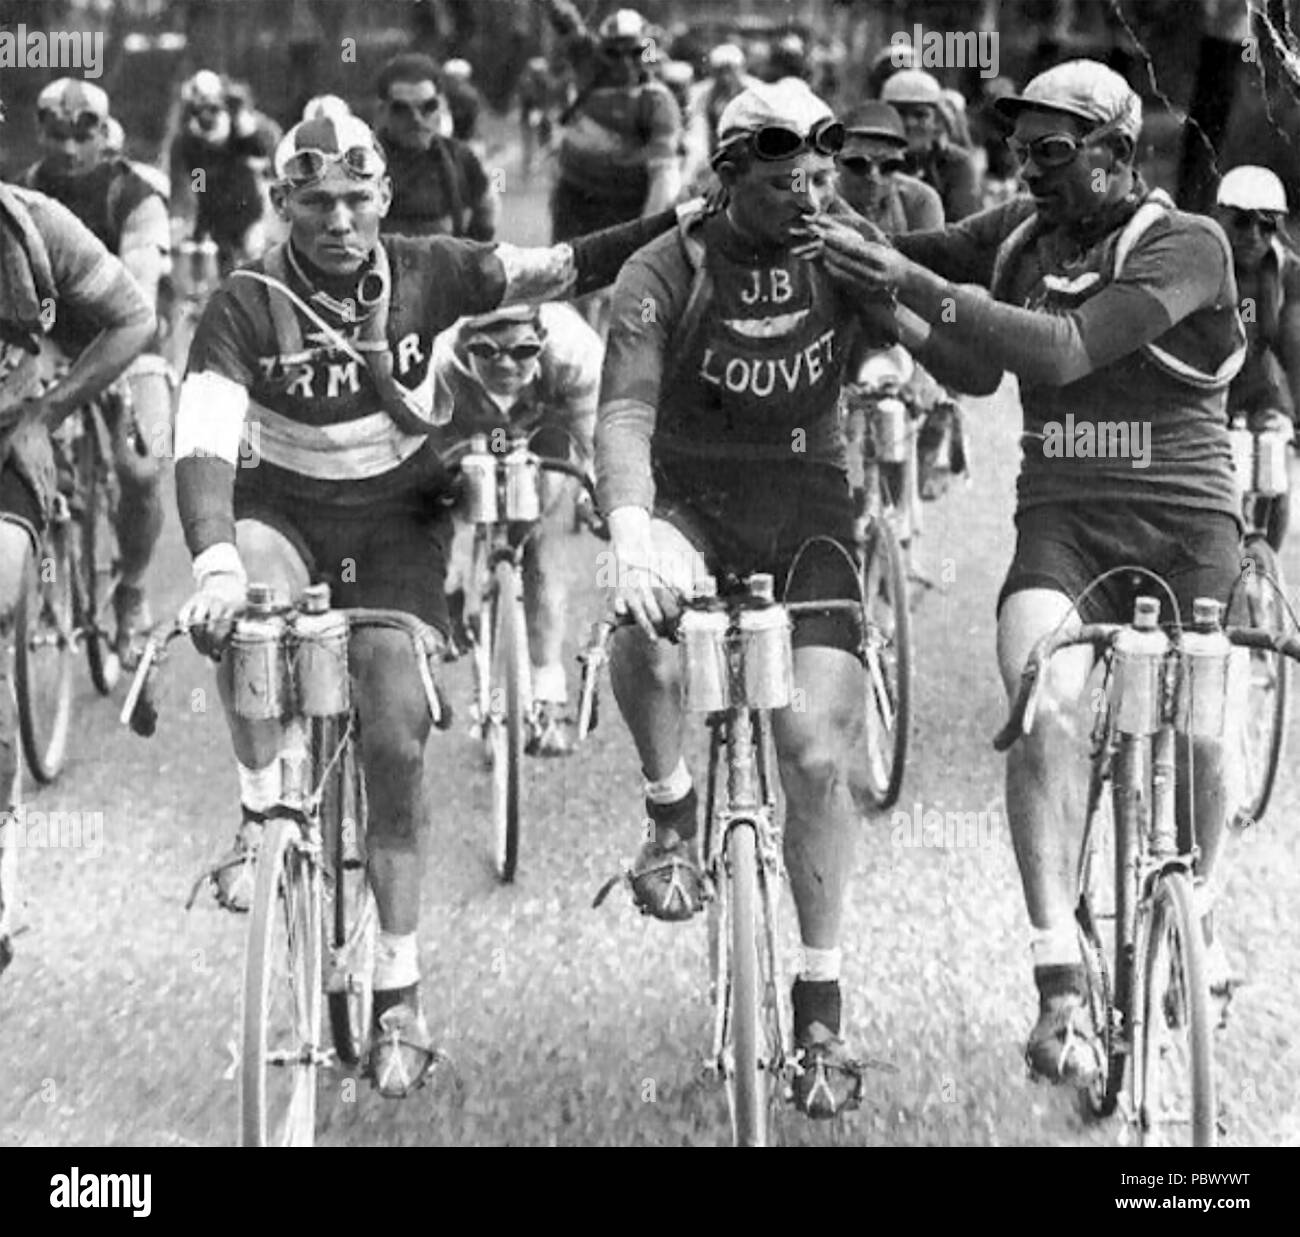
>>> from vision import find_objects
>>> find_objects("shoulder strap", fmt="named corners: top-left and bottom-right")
top-left (989, 211), bottom-right (1041, 302)
top-left (660, 212), bottom-right (711, 395)
top-left (1111, 188), bottom-right (1175, 277)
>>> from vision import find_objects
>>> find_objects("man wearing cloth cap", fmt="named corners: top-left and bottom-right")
top-left (1214, 165), bottom-right (1300, 550)
top-left (21, 78), bottom-right (173, 666)
top-left (882, 68), bottom-right (980, 222)
top-left (597, 78), bottom-right (901, 1119)
top-left (431, 301), bottom-right (601, 755)
top-left (680, 43), bottom-right (761, 196)
top-left (174, 111), bottom-right (700, 1096)
top-left (810, 60), bottom-right (1248, 1089)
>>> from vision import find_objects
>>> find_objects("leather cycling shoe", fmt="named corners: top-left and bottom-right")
top-left (629, 832), bottom-right (706, 921)
top-left (113, 583), bottom-right (152, 671)
top-left (1025, 992), bottom-right (1103, 1085)
top-left (367, 997), bottom-right (439, 1098)
top-left (791, 978), bottom-right (863, 1118)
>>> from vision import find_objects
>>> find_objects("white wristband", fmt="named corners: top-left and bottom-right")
top-left (607, 505), bottom-right (652, 554)
top-left (192, 542), bottom-right (247, 587)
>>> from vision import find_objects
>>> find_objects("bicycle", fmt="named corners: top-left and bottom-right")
top-left (454, 432), bottom-right (598, 883)
top-left (1226, 416), bottom-right (1290, 827)
top-left (592, 571), bottom-right (873, 1147)
top-left (994, 584), bottom-right (1300, 1147)
top-left (13, 392), bottom-right (123, 784)
top-left (121, 583), bottom-right (449, 1147)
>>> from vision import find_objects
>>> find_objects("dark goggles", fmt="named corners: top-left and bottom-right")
top-left (466, 339), bottom-right (543, 363)
top-left (38, 109), bottom-right (102, 142)
top-left (1007, 118), bottom-right (1125, 171)
top-left (1226, 208), bottom-right (1281, 235)
top-left (278, 144), bottom-right (386, 186)
top-left (723, 116), bottom-right (845, 163)
top-left (836, 152), bottom-right (906, 177)
top-left (385, 96), bottom-right (441, 119)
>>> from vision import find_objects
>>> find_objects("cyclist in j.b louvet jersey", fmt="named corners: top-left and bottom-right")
top-left (809, 60), bottom-right (1249, 1089)
top-left (1, 103), bottom-right (156, 970)
top-left (597, 79), bottom-right (912, 1119)
top-left (174, 112), bottom-right (699, 1097)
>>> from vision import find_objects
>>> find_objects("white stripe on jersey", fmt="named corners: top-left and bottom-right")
top-left (247, 401), bottom-right (426, 479)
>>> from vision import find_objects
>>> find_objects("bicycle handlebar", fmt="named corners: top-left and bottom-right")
top-left (992, 622), bottom-right (1300, 753)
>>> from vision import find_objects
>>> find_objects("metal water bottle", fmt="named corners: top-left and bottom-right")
top-left (1177, 597), bottom-right (1231, 739)
top-left (873, 396), bottom-right (909, 464)
top-left (1228, 416), bottom-right (1254, 494)
top-left (504, 437), bottom-right (541, 521)
top-left (292, 583), bottom-right (350, 717)
top-left (231, 583), bottom-right (289, 720)
top-left (737, 573), bottom-right (793, 710)
top-left (1112, 596), bottom-right (1169, 736)
top-left (461, 433), bottom-right (498, 524)
top-left (1255, 428), bottom-right (1290, 496)
top-left (680, 576), bottom-right (731, 712)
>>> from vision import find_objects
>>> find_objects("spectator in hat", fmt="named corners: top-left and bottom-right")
top-left (882, 68), bottom-right (980, 220)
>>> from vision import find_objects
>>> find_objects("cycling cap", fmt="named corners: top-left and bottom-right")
top-left (460, 304), bottom-right (542, 333)
top-left (443, 59), bottom-right (472, 81)
top-left (717, 78), bottom-right (834, 144)
top-left (182, 69), bottom-right (226, 108)
top-left (598, 8), bottom-right (650, 47)
top-left (661, 60), bottom-right (695, 86)
top-left (1217, 165), bottom-right (1288, 214)
top-left (709, 43), bottom-right (745, 70)
top-left (104, 116), bottom-right (125, 152)
top-left (302, 94), bottom-right (351, 123)
top-left (842, 100), bottom-right (907, 145)
top-left (881, 69), bottom-right (943, 108)
top-left (273, 114), bottom-right (386, 183)
top-left (995, 59), bottom-right (1142, 142)
top-left (36, 78), bottom-right (109, 121)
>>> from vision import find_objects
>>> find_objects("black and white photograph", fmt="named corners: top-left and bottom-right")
top-left (0, 0), bottom-right (1296, 1185)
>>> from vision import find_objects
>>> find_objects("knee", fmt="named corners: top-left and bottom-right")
top-left (780, 721), bottom-right (845, 797)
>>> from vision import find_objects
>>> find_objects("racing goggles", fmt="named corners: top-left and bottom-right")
top-left (1007, 120), bottom-right (1122, 171)
top-left (37, 109), bottom-right (102, 142)
top-left (465, 339), bottom-right (543, 363)
top-left (836, 152), bottom-right (906, 177)
top-left (385, 96), bottom-right (441, 119)
top-left (727, 116), bottom-right (845, 163)
top-left (278, 144), bottom-right (386, 186)
top-left (1226, 208), bottom-right (1281, 236)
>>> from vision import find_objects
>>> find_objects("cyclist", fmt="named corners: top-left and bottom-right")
top-left (0, 154), bottom-right (156, 972)
top-left (21, 78), bottom-right (173, 665)
top-left (173, 112), bottom-right (700, 1096)
top-left (518, 55), bottom-right (558, 182)
top-left (432, 302), bottom-right (600, 756)
top-left (440, 59), bottom-right (485, 158)
top-left (373, 53), bottom-right (496, 242)
top-left (597, 79), bottom-right (901, 1118)
top-left (810, 60), bottom-right (1248, 1085)
top-left (881, 69), bottom-right (980, 222)
top-left (1213, 165), bottom-right (1300, 549)
top-left (170, 70), bottom-right (279, 272)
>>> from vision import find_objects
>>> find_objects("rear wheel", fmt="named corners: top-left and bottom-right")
top-left (241, 816), bottom-right (323, 1147)
top-left (1134, 871), bottom-right (1216, 1147)
top-left (1233, 535), bottom-right (1287, 827)
top-left (859, 517), bottom-right (911, 808)
top-left (14, 529), bottom-right (74, 784)
top-left (74, 407), bottom-right (121, 696)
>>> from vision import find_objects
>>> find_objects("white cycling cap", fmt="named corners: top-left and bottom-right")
top-left (1217, 165), bottom-right (1288, 214)
top-left (302, 94), bottom-right (351, 123)
top-left (717, 78), bottom-right (833, 144)
top-left (709, 43), bottom-right (745, 70)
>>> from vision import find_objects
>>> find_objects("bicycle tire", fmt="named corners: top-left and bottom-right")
top-left (14, 531), bottom-right (74, 784)
top-left (859, 516), bottom-right (911, 808)
top-left (727, 820), bottom-right (766, 1147)
top-left (1134, 870), bottom-right (1216, 1148)
top-left (490, 559), bottom-right (526, 883)
top-left (241, 815), bottom-right (323, 1148)
top-left (74, 408), bottom-right (121, 695)
top-left (320, 718), bottom-right (376, 1068)
top-left (1235, 535), bottom-right (1288, 826)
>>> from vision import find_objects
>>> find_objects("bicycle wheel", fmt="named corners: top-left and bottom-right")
top-left (1134, 870), bottom-right (1216, 1148)
top-left (319, 718), bottom-right (376, 1068)
top-left (1234, 535), bottom-right (1288, 826)
top-left (14, 529), bottom-right (74, 784)
top-left (74, 407), bottom-right (121, 695)
top-left (725, 820), bottom-right (767, 1145)
top-left (859, 516), bottom-right (911, 808)
top-left (241, 815), bottom-right (324, 1147)
top-left (487, 560), bottom-right (527, 883)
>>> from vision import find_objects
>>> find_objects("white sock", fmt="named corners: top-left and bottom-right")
top-left (532, 662), bottom-right (567, 705)
top-left (238, 761), bottom-right (281, 813)
top-left (645, 758), bottom-right (692, 805)
top-left (800, 945), bottom-right (842, 983)
top-left (373, 931), bottom-right (420, 991)
top-left (1029, 926), bottom-right (1079, 969)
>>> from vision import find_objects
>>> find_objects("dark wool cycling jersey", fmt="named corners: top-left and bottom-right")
top-left (597, 211), bottom-right (893, 513)
top-left (380, 136), bottom-right (489, 240)
top-left (897, 192), bottom-right (1244, 519)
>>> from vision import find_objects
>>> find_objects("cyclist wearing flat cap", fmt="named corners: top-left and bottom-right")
top-left (809, 59), bottom-right (1248, 1090)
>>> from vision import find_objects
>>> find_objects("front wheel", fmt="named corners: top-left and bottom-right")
top-left (725, 821), bottom-right (767, 1147)
top-left (859, 517), bottom-right (911, 808)
top-left (1134, 871), bottom-right (1216, 1148)
top-left (14, 530), bottom-right (74, 784)
top-left (488, 559), bottom-right (527, 883)
top-left (241, 816), bottom-right (324, 1147)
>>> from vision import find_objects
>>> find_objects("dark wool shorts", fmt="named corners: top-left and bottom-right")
top-left (998, 499), bottom-right (1243, 627)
